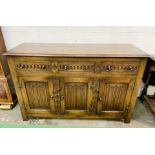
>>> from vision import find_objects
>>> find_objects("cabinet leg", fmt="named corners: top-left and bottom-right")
top-left (20, 108), bottom-right (29, 121)
top-left (22, 115), bottom-right (29, 121)
top-left (124, 118), bottom-right (131, 123)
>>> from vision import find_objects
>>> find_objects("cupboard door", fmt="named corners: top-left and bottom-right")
top-left (19, 77), bottom-right (52, 113)
top-left (19, 77), bottom-right (65, 114)
top-left (19, 77), bottom-right (50, 112)
top-left (98, 77), bottom-right (135, 114)
top-left (62, 78), bottom-right (96, 114)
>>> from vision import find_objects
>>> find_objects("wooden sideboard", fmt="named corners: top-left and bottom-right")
top-left (0, 28), bottom-right (16, 109)
top-left (5, 43), bottom-right (149, 122)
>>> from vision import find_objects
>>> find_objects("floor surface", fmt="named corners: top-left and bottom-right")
top-left (0, 99), bottom-right (154, 128)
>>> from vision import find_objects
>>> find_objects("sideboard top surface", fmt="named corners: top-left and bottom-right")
top-left (5, 43), bottom-right (149, 57)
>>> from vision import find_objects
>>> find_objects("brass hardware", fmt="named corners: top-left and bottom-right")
top-left (50, 96), bottom-right (54, 99)
top-left (51, 62), bottom-right (59, 72)
top-left (128, 65), bottom-right (133, 71)
top-left (42, 65), bottom-right (46, 69)
top-left (98, 96), bottom-right (102, 101)
top-left (20, 64), bottom-right (25, 69)
top-left (64, 65), bottom-right (68, 70)
top-left (106, 65), bottom-right (112, 71)
top-left (61, 96), bottom-right (64, 100)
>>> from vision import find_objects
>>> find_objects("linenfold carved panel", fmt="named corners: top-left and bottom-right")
top-left (65, 83), bottom-right (88, 110)
top-left (100, 83), bottom-right (128, 111)
top-left (25, 81), bottom-right (50, 109)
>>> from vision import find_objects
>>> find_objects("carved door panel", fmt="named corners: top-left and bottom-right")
top-left (18, 77), bottom-right (65, 115)
top-left (62, 78), bottom-right (96, 114)
top-left (19, 77), bottom-right (52, 113)
top-left (97, 77), bottom-right (135, 114)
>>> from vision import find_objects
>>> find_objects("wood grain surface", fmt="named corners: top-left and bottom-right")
top-left (5, 43), bottom-right (149, 57)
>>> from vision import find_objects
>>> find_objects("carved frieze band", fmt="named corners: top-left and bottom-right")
top-left (59, 62), bottom-right (94, 72)
top-left (16, 62), bottom-right (50, 71)
top-left (16, 61), bottom-right (139, 73)
top-left (95, 62), bottom-right (139, 73)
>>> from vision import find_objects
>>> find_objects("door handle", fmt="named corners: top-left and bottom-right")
top-left (50, 96), bottom-right (54, 99)
top-left (98, 96), bottom-right (102, 101)
top-left (50, 95), bottom-right (64, 100)
top-left (61, 96), bottom-right (64, 100)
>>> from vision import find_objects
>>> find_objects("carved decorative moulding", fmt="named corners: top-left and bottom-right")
top-left (16, 62), bottom-right (50, 71)
top-left (96, 62), bottom-right (139, 73)
top-left (16, 61), bottom-right (139, 73)
top-left (59, 61), bottom-right (95, 72)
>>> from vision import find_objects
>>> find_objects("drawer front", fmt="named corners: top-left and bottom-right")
top-left (15, 57), bottom-right (141, 75)
top-left (96, 61), bottom-right (139, 73)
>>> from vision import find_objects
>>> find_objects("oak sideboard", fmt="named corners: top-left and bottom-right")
top-left (5, 43), bottom-right (149, 123)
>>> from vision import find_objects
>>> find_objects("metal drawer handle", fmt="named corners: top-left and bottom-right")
top-left (106, 65), bottom-right (112, 71)
top-left (61, 96), bottom-right (64, 100)
top-left (98, 96), bottom-right (102, 101)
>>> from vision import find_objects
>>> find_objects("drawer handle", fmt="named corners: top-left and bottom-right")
top-left (128, 65), bottom-right (134, 71)
top-left (64, 65), bottom-right (68, 70)
top-left (19, 64), bottom-right (25, 69)
top-left (50, 96), bottom-right (54, 99)
top-left (98, 96), bottom-right (102, 101)
top-left (42, 65), bottom-right (46, 69)
top-left (61, 96), bottom-right (64, 100)
top-left (106, 65), bottom-right (112, 71)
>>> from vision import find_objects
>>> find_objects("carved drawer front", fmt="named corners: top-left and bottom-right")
top-left (15, 59), bottom-right (140, 75)
top-left (16, 61), bottom-right (51, 71)
top-left (0, 77), bottom-right (12, 103)
top-left (59, 62), bottom-right (95, 73)
top-left (98, 78), bottom-right (135, 113)
top-left (95, 61), bottom-right (139, 73)
top-left (15, 61), bottom-right (95, 73)
top-left (59, 61), bottom-right (139, 74)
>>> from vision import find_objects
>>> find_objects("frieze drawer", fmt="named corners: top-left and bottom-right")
top-left (15, 60), bottom-right (140, 74)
